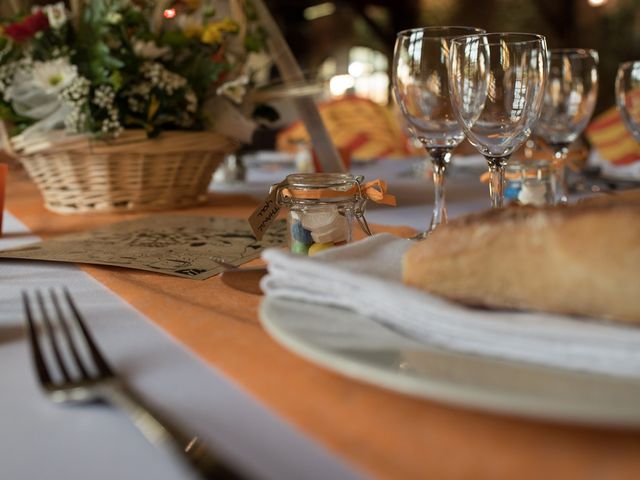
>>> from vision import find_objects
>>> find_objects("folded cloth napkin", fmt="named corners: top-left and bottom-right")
top-left (590, 150), bottom-right (640, 181)
top-left (262, 234), bottom-right (640, 379)
top-left (586, 106), bottom-right (640, 180)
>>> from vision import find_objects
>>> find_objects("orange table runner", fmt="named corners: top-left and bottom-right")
top-left (6, 167), bottom-right (640, 480)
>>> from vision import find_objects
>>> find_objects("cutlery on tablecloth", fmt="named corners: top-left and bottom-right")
top-left (23, 288), bottom-right (245, 480)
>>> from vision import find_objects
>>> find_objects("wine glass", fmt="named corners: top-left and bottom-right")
top-left (535, 49), bottom-right (598, 204)
top-left (448, 33), bottom-right (548, 208)
top-left (616, 60), bottom-right (640, 142)
top-left (393, 26), bottom-right (484, 237)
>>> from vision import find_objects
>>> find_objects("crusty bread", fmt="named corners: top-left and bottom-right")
top-left (402, 191), bottom-right (640, 324)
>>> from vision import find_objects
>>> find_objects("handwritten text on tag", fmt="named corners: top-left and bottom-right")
top-left (248, 181), bottom-right (286, 240)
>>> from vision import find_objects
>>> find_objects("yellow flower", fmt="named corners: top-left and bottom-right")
top-left (201, 25), bottom-right (222, 44)
top-left (148, 95), bottom-right (160, 121)
top-left (200, 18), bottom-right (239, 45)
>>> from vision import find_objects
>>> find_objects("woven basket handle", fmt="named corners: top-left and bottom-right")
top-left (7, 0), bottom-right (20, 15)
top-left (70, 0), bottom-right (83, 29)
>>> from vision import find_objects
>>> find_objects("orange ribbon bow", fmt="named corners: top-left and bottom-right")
top-left (361, 179), bottom-right (396, 206)
top-left (280, 178), bottom-right (396, 206)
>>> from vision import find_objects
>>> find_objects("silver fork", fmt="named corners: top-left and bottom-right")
top-left (23, 288), bottom-right (245, 480)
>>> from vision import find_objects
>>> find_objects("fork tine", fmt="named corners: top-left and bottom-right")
top-left (36, 290), bottom-right (72, 382)
top-left (25, 288), bottom-right (239, 478)
top-left (50, 289), bottom-right (90, 379)
top-left (22, 291), bottom-right (53, 386)
top-left (63, 288), bottom-right (113, 376)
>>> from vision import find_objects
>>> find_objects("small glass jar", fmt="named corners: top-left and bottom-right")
top-left (504, 160), bottom-right (556, 207)
top-left (277, 173), bottom-right (370, 256)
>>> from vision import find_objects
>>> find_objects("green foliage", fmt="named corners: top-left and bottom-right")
top-left (245, 25), bottom-right (268, 53)
top-left (0, 0), bottom-right (269, 139)
top-left (75, 0), bottom-right (127, 83)
top-left (0, 100), bottom-right (30, 133)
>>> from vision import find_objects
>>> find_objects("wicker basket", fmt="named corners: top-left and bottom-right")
top-left (14, 130), bottom-right (238, 214)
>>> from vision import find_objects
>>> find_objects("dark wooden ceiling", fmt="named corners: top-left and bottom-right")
top-left (264, 0), bottom-right (420, 69)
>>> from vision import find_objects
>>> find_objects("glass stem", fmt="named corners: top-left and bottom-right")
top-left (553, 145), bottom-right (570, 204)
top-left (486, 156), bottom-right (509, 208)
top-left (428, 148), bottom-right (451, 232)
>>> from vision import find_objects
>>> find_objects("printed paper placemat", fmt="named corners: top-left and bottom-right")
top-left (0, 216), bottom-right (286, 279)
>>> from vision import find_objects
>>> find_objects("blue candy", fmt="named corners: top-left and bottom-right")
top-left (504, 182), bottom-right (522, 200)
top-left (291, 221), bottom-right (313, 244)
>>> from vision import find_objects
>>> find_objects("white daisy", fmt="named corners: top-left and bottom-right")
top-left (5, 58), bottom-right (77, 120)
top-left (31, 58), bottom-right (78, 95)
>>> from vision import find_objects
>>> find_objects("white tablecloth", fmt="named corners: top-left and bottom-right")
top-left (0, 157), bottom-right (488, 480)
top-left (0, 215), bottom-right (363, 480)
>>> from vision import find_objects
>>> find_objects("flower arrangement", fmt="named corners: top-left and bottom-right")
top-left (0, 0), bottom-right (270, 144)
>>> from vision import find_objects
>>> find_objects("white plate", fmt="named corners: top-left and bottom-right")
top-left (260, 297), bottom-right (640, 427)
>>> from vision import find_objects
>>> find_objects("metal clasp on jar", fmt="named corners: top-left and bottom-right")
top-left (354, 175), bottom-right (373, 236)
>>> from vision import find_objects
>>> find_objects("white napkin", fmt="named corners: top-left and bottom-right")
top-left (590, 150), bottom-right (640, 181)
top-left (262, 234), bottom-right (640, 378)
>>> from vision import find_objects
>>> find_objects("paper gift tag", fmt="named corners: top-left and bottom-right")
top-left (248, 180), bottom-right (287, 240)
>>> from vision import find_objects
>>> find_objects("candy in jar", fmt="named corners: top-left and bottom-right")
top-left (278, 173), bottom-right (370, 256)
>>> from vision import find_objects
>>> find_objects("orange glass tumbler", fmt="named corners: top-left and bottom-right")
top-left (0, 163), bottom-right (6, 236)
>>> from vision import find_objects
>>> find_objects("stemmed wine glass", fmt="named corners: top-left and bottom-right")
top-left (393, 26), bottom-right (484, 237)
top-left (616, 60), bottom-right (640, 141)
top-left (448, 33), bottom-right (548, 208)
top-left (535, 49), bottom-right (598, 204)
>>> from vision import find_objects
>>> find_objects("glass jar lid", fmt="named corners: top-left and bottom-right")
top-left (280, 173), bottom-right (365, 203)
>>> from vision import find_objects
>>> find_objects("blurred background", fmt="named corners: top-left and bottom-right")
top-left (4, 0), bottom-right (639, 117)
top-left (248, 0), bottom-right (640, 159)
top-left (264, 0), bottom-right (640, 114)
top-left (3, 0), bottom-right (639, 155)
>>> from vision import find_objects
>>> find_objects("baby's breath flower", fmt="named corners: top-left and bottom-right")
top-left (141, 62), bottom-right (187, 95)
top-left (64, 108), bottom-right (86, 132)
top-left (0, 58), bottom-right (33, 99)
top-left (129, 82), bottom-right (152, 97)
top-left (61, 76), bottom-right (90, 133)
top-left (93, 85), bottom-right (116, 109)
top-left (60, 76), bottom-right (90, 104)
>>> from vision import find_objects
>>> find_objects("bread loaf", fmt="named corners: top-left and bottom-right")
top-left (402, 191), bottom-right (640, 324)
